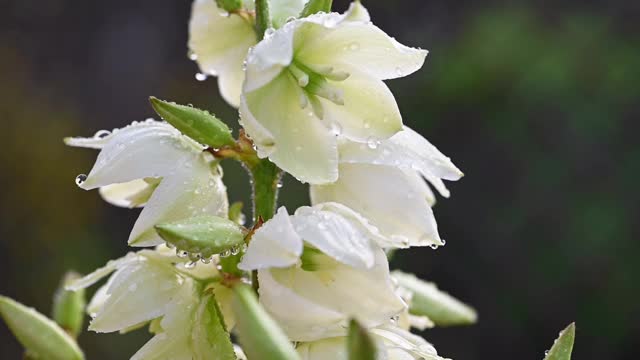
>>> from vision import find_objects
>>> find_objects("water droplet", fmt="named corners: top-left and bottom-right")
top-left (348, 42), bottom-right (360, 51)
top-left (277, 181), bottom-right (284, 188)
top-left (441, 239), bottom-right (447, 246)
top-left (367, 137), bottom-right (379, 149)
top-left (165, 242), bottom-right (175, 249)
top-left (330, 122), bottom-right (343, 136)
top-left (75, 174), bottom-right (87, 186)
top-left (176, 249), bottom-right (189, 258)
top-left (93, 130), bottom-right (111, 138)
top-left (220, 249), bottom-right (231, 258)
top-left (230, 246), bottom-right (240, 256)
top-left (429, 244), bottom-right (439, 250)
top-left (184, 261), bottom-right (197, 269)
top-left (264, 28), bottom-right (276, 37)
top-left (285, 16), bottom-right (297, 23)
top-left (395, 66), bottom-right (403, 76)
top-left (189, 253), bottom-right (202, 262)
top-left (187, 50), bottom-right (198, 61)
top-left (195, 72), bottom-right (207, 81)
top-left (200, 256), bottom-right (212, 264)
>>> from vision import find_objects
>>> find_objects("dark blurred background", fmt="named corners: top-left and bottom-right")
top-left (1, 0), bottom-right (638, 358)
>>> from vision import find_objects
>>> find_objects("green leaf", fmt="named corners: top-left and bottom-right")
top-left (192, 293), bottom-right (236, 360)
top-left (254, 0), bottom-right (272, 39)
top-left (149, 97), bottom-right (234, 149)
top-left (0, 296), bottom-right (84, 360)
top-left (215, 0), bottom-right (243, 13)
top-left (300, 0), bottom-right (333, 17)
top-left (155, 215), bottom-right (246, 259)
top-left (544, 323), bottom-right (576, 360)
top-left (347, 319), bottom-right (377, 360)
top-left (392, 271), bottom-right (477, 327)
top-left (51, 272), bottom-right (86, 338)
top-left (232, 284), bottom-right (300, 360)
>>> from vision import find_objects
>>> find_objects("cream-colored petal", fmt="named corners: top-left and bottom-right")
top-left (296, 20), bottom-right (427, 80)
top-left (339, 126), bottom-right (463, 198)
top-left (310, 164), bottom-right (443, 247)
top-left (89, 258), bottom-right (183, 333)
top-left (321, 69), bottom-right (403, 142)
top-left (128, 160), bottom-right (228, 247)
top-left (72, 120), bottom-right (202, 191)
top-left (66, 253), bottom-right (138, 291)
top-left (189, 0), bottom-right (257, 107)
top-left (296, 337), bottom-right (349, 360)
top-left (239, 207), bottom-right (303, 271)
top-left (258, 269), bottom-right (347, 342)
top-left (240, 72), bottom-right (338, 184)
top-left (265, 248), bottom-right (405, 341)
top-left (98, 178), bottom-right (159, 208)
top-left (292, 205), bottom-right (377, 269)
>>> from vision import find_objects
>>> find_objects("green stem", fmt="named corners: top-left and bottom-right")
top-left (249, 158), bottom-right (283, 294)
top-left (254, 0), bottom-right (272, 39)
top-left (300, 0), bottom-right (333, 17)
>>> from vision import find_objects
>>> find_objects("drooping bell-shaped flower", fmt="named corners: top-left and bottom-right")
top-left (65, 120), bottom-right (229, 247)
top-left (296, 323), bottom-right (448, 360)
top-left (240, 2), bottom-right (428, 184)
top-left (238, 205), bottom-right (406, 342)
top-left (310, 126), bottom-right (463, 248)
top-left (67, 247), bottom-right (240, 359)
top-left (188, 0), bottom-right (310, 107)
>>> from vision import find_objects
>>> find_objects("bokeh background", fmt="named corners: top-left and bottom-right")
top-left (1, 0), bottom-right (638, 358)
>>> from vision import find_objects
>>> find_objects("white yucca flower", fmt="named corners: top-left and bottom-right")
top-left (65, 120), bottom-right (229, 247)
top-left (296, 324), bottom-right (448, 360)
top-left (240, 2), bottom-right (427, 184)
top-left (188, 0), bottom-right (310, 107)
top-left (311, 126), bottom-right (463, 247)
top-left (67, 247), bottom-right (241, 360)
top-left (238, 205), bottom-right (406, 341)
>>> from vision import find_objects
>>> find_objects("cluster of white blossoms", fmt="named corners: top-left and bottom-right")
top-left (60, 1), bottom-right (476, 359)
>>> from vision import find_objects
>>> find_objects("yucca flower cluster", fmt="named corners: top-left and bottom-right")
top-left (0, 1), bottom-right (577, 359)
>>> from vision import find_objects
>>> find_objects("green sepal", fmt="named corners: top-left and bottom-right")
top-left (544, 323), bottom-right (576, 360)
top-left (155, 215), bottom-right (246, 259)
top-left (392, 271), bottom-right (477, 327)
top-left (232, 284), bottom-right (300, 360)
top-left (300, 0), bottom-right (333, 17)
top-left (192, 293), bottom-right (236, 360)
top-left (0, 296), bottom-right (84, 360)
top-left (216, 0), bottom-right (243, 13)
top-left (51, 272), bottom-right (86, 338)
top-left (347, 319), bottom-right (377, 360)
top-left (149, 97), bottom-right (234, 149)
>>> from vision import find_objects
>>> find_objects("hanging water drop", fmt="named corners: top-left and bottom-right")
top-left (75, 174), bottom-right (87, 186)
top-left (230, 246), bottom-right (240, 256)
top-left (429, 244), bottom-right (439, 250)
top-left (187, 50), bottom-right (198, 61)
top-left (195, 72), bottom-right (207, 81)
top-left (93, 130), bottom-right (111, 139)
top-left (176, 249), bottom-right (189, 258)
top-left (330, 122), bottom-right (343, 136)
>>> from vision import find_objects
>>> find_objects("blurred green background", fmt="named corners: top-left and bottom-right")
top-left (1, 0), bottom-right (638, 358)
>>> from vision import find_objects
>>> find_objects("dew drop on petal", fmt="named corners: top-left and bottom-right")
top-left (184, 261), bottom-right (197, 269)
top-left (75, 174), bottom-right (87, 186)
top-left (330, 122), bottom-right (343, 136)
top-left (429, 244), bottom-right (439, 250)
top-left (367, 137), bottom-right (379, 149)
top-left (93, 130), bottom-right (111, 139)
top-left (195, 72), bottom-right (207, 81)
top-left (187, 50), bottom-right (198, 61)
top-left (176, 249), bottom-right (189, 258)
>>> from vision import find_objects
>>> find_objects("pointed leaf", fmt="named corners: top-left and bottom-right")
top-left (0, 296), bottom-right (84, 360)
top-left (155, 215), bottom-right (246, 259)
top-left (347, 319), bottom-right (376, 360)
top-left (300, 0), bottom-right (332, 17)
top-left (192, 293), bottom-right (236, 359)
top-left (149, 97), bottom-right (234, 149)
top-left (52, 272), bottom-right (86, 338)
top-left (544, 323), bottom-right (576, 360)
top-left (392, 271), bottom-right (477, 327)
top-left (232, 284), bottom-right (300, 360)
